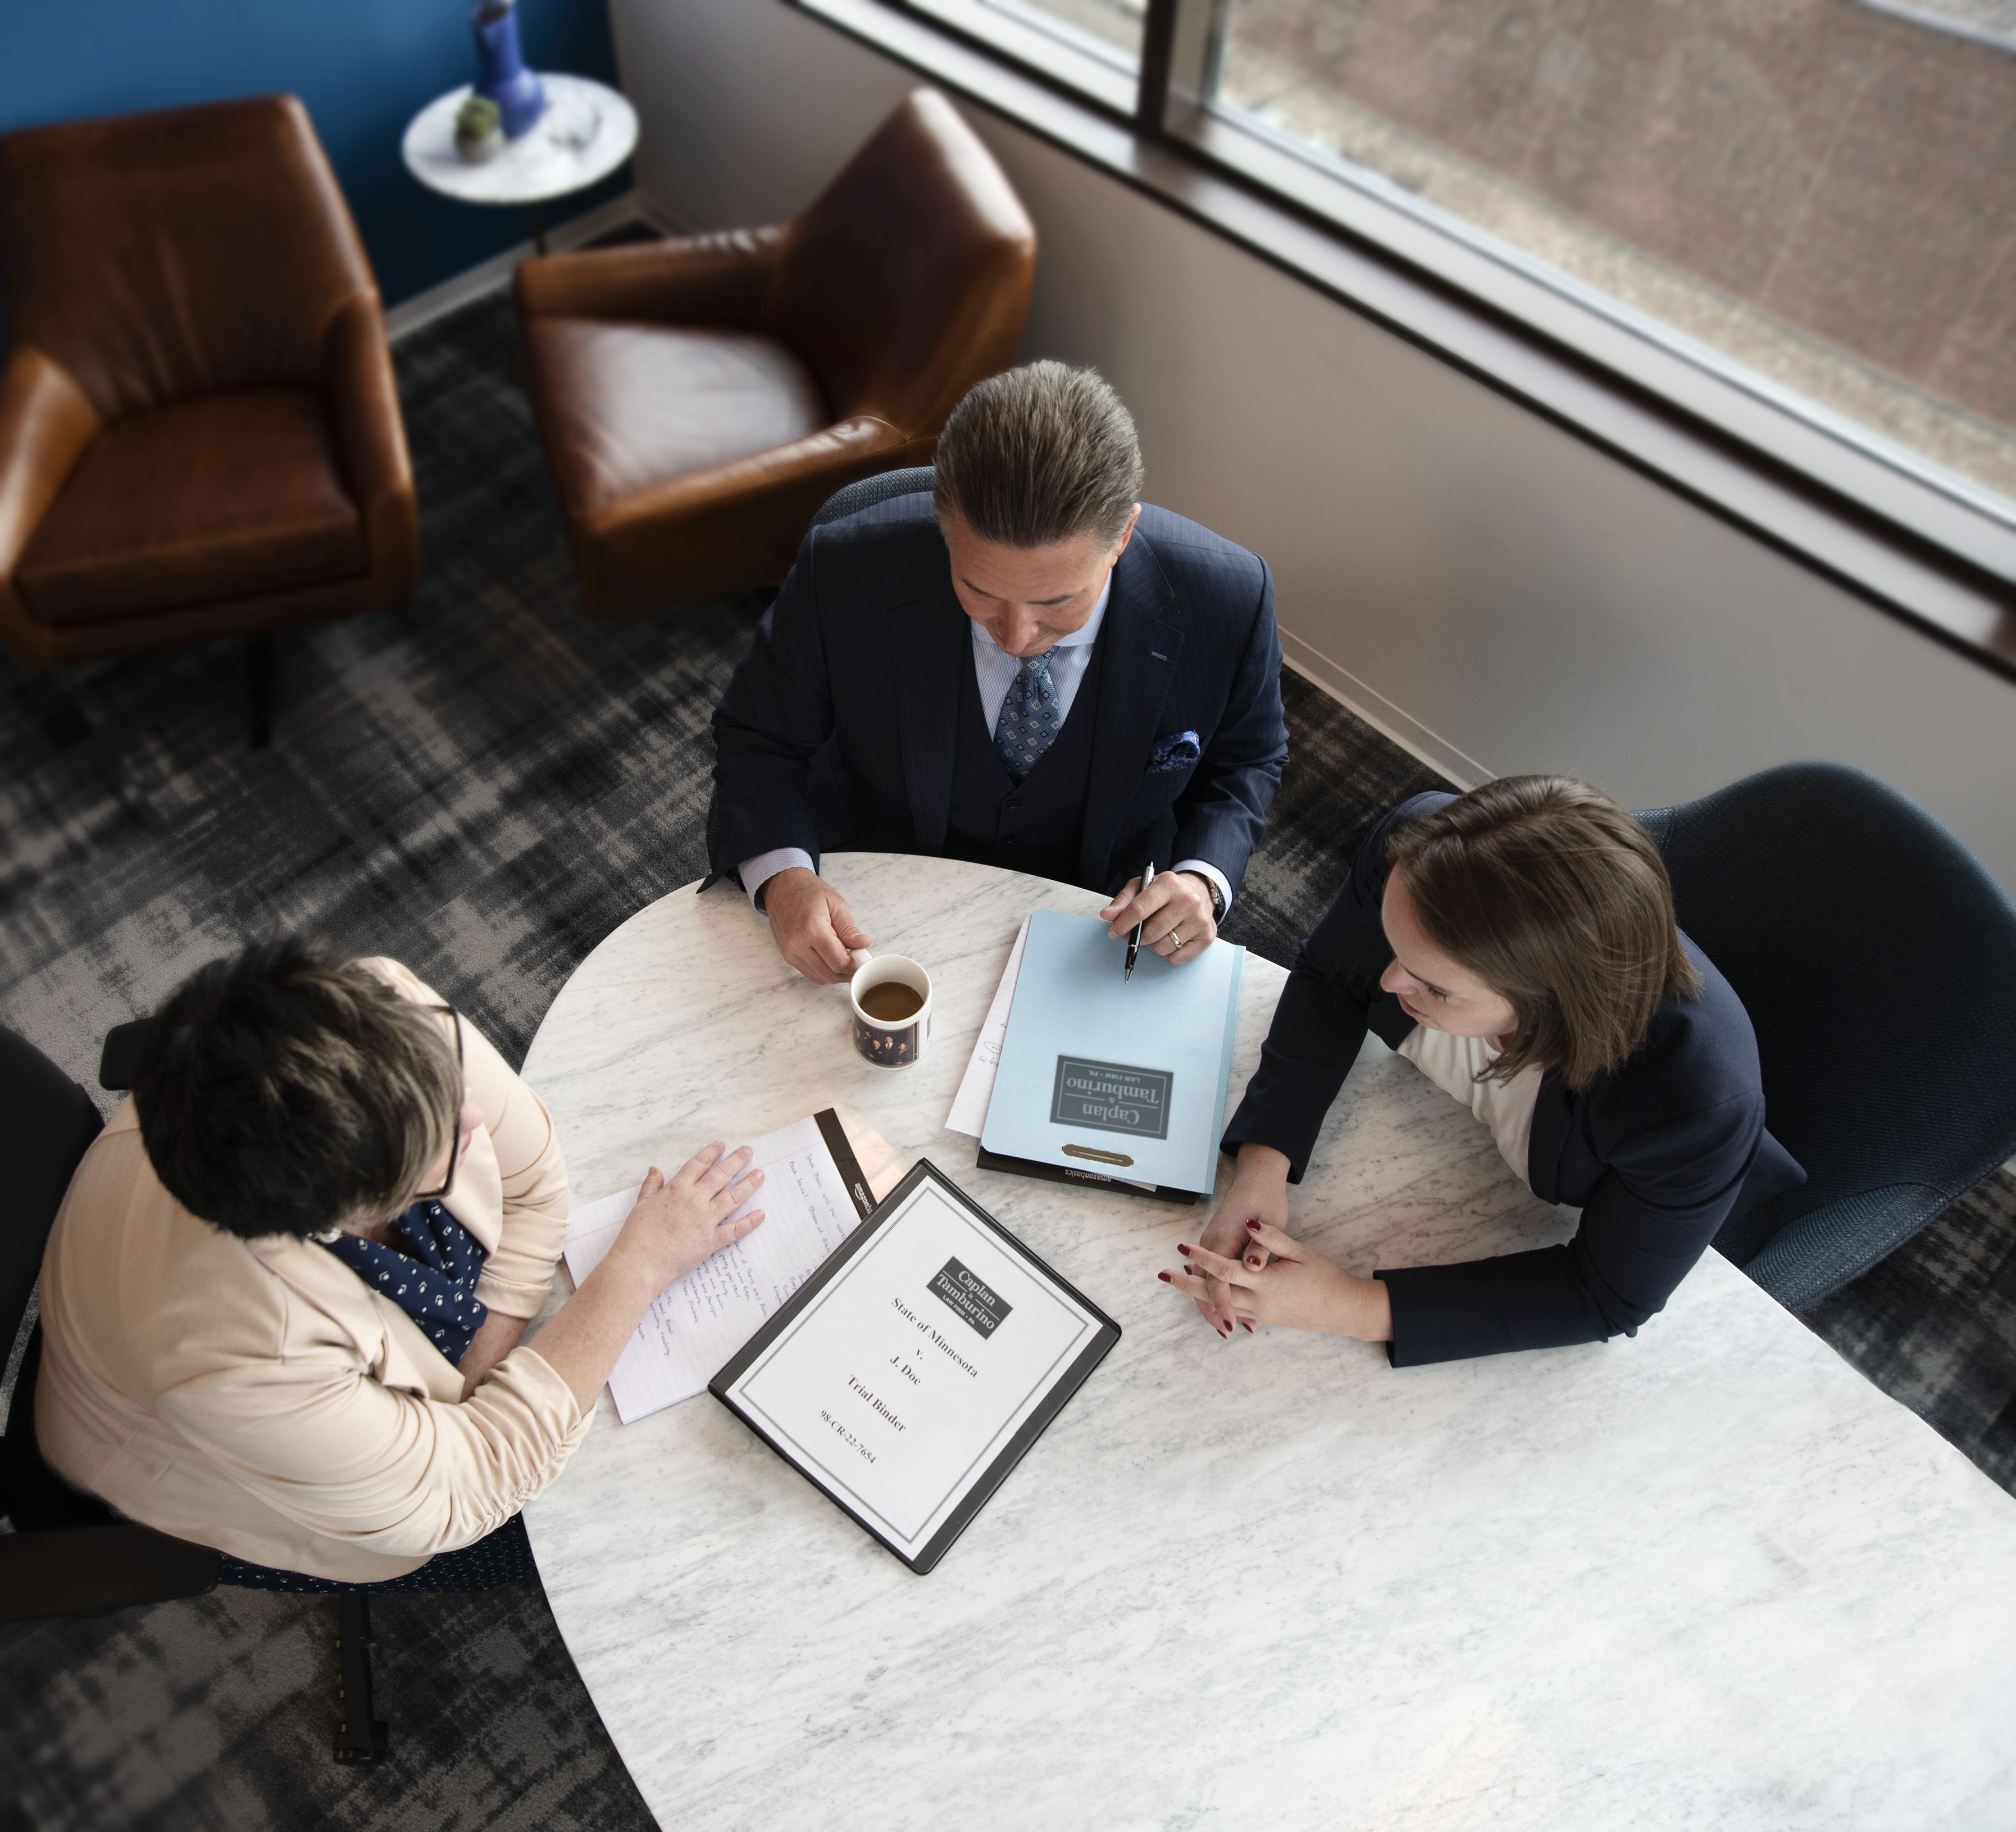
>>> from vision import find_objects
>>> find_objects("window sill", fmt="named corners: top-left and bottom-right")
top-left (792, 0), bottom-right (2016, 684)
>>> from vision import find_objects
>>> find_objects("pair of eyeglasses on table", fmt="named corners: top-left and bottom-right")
top-left (412, 1004), bottom-right (470, 1203)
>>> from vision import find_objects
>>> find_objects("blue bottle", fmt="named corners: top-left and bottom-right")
top-left (472, 1), bottom-right (546, 140)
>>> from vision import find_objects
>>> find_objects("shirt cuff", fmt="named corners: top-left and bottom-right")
top-left (1174, 859), bottom-right (1233, 919)
top-left (740, 848), bottom-right (815, 913)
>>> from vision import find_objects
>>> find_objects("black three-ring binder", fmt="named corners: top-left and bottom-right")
top-left (710, 1158), bottom-right (1121, 1574)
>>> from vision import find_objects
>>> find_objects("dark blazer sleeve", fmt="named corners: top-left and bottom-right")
top-left (1169, 560), bottom-right (1288, 895)
top-left (710, 531), bottom-right (836, 876)
top-left (1377, 1087), bottom-right (1765, 1366)
top-left (1220, 793), bottom-right (1454, 1180)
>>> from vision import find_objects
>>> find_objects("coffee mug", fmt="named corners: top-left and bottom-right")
top-left (848, 951), bottom-right (932, 1070)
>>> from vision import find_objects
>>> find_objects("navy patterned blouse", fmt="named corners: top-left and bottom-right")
top-left (317, 1200), bottom-right (489, 1367)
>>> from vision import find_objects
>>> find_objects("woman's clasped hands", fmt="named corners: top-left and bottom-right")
top-left (1157, 1143), bottom-right (1392, 1344)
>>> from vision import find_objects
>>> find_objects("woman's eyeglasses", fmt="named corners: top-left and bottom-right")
top-left (412, 1006), bottom-right (470, 1203)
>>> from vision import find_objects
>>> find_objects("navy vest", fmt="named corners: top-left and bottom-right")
top-left (943, 634), bottom-right (1105, 886)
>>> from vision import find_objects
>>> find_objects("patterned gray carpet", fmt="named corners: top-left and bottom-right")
top-left (2, 289), bottom-right (2012, 1832)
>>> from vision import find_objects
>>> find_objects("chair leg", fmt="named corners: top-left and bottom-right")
top-left (333, 1592), bottom-right (389, 1763)
top-left (246, 633), bottom-right (276, 751)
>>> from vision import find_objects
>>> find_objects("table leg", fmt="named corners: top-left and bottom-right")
top-left (529, 199), bottom-right (548, 257)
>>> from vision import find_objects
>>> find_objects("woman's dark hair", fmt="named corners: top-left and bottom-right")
top-left (133, 936), bottom-right (461, 1240)
top-left (1385, 776), bottom-right (1701, 1092)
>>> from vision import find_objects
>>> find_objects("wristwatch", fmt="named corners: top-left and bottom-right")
top-left (1181, 870), bottom-right (1227, 926)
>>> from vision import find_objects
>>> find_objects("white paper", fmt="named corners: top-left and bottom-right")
top-left (562, 1115), bottom-right (863, 1424)
top-left (725, 1176), bottom-right (1100, 1557)
top-left (945, 915), bottom-right (1030, 1137)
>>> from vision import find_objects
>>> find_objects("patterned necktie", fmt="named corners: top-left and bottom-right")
top-left (995, 651), bottom-right (1064, 784)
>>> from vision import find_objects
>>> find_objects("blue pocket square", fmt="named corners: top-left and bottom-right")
top-left (1146, 730), bottom-right (1202, 774)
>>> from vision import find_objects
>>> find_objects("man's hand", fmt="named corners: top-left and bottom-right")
top-left (1099, 871), bottom-right (1218, 966)
top-left (762, 868), bottom-right (871, 984)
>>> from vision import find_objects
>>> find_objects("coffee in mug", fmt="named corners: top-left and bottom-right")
top-left (858, 981), bottom-right (925, 1022)
top-left (849, 953), bottom-right (932, 1070)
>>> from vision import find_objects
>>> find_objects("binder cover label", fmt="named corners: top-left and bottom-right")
top-left (1050, 1057), bottom-right (1174, 1140)
top-left (929, 1257), bottom-right (1013, 1339)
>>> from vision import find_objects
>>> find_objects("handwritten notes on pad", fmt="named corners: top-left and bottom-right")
top-left (562, 1112), bottom-right (875, 1424)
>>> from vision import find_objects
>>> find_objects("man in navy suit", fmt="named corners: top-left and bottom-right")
top-left (711, 362), bottom-right (1289, 984)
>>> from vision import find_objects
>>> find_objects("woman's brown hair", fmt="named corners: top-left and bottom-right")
top-left (1385, 776), bottom-right (1701, 1091)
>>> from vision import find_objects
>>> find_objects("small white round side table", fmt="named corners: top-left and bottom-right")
top-left (401, 72), bottom-right (639, 253)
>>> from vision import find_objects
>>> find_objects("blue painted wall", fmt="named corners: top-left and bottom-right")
top-left (0, 0), bottom-right (625, 306)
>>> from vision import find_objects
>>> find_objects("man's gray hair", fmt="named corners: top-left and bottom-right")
top-left (932, 361), bottom-right (1144, 548)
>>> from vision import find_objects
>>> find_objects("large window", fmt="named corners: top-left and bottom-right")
top-left (1200, 0), bottom-right (2016, 512)
top-left (883, 0), bottom-right (2016, 527)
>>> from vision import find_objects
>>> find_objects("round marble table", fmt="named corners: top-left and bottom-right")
top-left (401, 74), bottom-right (638, 252)
top-left (520, 854), bottom-right (2016, 1832)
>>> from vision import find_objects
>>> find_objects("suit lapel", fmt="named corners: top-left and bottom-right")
top-left (888, 542), bottom-right (965, 854)
top-left (1078, 534), bottom-right (1182, 889)
top-left (247, 1231), bottom-right (465, 1403)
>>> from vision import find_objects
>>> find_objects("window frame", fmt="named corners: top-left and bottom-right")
top-left (806, 0), bottom-right (2016, 681)
top-left (887, 0), bottom-right (1143, 114)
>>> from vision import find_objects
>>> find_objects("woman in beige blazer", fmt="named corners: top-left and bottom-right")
top-left (37, 939), bottom-right (767, 1585)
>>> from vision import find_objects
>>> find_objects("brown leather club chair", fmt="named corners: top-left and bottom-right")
top-left (515, 89), bottom-right (1036, 622)
top-left (0, 96), bottom-right (418, 744)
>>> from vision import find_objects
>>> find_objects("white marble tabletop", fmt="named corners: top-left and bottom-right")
top-left (401, 73), bottom-right (638, 207)
top-left (520, 853), bottom-right (2016, 1831)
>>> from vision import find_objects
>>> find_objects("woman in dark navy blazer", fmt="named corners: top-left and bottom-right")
top-left (1161, 776), bottom-right (1803, 1365)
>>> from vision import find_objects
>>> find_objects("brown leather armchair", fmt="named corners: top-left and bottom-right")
top-left (0, 96), bottom-right (417, 743)
top-left (515, 89), bottom-right (1036, 622)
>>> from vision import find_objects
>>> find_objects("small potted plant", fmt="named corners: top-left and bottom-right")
top-left (454, 93), bottom-right (504, 163)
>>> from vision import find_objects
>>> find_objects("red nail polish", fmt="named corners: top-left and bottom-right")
top-left (1157, 1270), bottom-right (1172, 1281)
top-left (1245, 1220), bottom-right (1261, 1233)
top-left (1176, 1243), bottom-right (1191, 1256)
top-left (1247, 1257), bottom-right (1263, 1269)
top-left (1244, 1320), bottom-right (1255, 1333)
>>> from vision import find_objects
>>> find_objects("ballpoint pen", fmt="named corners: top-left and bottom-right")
top-left (1123, 861), bottom-right (1156, 983)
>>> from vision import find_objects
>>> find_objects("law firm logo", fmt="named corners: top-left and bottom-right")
top-left (1050, 1056), bottom-right (1173, 1140)
top-left (928, 1258), bottom-right (1013, 1339)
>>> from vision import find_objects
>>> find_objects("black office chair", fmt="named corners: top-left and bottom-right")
top-left (0, 1025), bottom-right (221, 1619)
top-left (810, 463), bottom-right (935, 529)
top-left (9, 1018), bottom-right (390, 1758)
top-left (704, 465), bottom-right (939, 868)
top-left (1637, 762), bottom-right (2016, 1311)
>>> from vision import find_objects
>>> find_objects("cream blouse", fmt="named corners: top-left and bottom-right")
top-left (1396, 1024), bottom-right (1547, 1187)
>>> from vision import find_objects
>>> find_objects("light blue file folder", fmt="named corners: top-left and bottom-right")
top-left (982, 909), bottom-right (1245, 1195)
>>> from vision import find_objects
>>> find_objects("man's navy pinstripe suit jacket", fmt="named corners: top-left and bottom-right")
top-left (709, 494), bottom-right (1289, 899)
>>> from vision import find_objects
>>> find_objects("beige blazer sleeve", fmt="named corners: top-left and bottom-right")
top-left (357, 957), bottom-right (571, 1319)
top-left (156, 1322), bottom-right (590, 1560)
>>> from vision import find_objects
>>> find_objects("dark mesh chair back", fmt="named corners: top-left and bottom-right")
top-left (811, 465), bottom-right (936, 530)
top-left (1637, 762), bottom-right (2016, 1309)
top-left (0, 1026), bottom-right (221, 1613)
top-left (0, 1029), bottom-right (101, 1400)
top-left (0, 1026), bottom-right (115, 1533)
